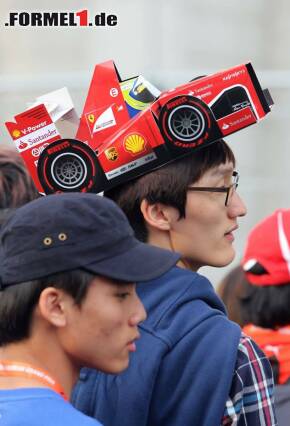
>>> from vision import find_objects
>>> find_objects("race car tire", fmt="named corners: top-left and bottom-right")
top-left (37, 139), bottom-right (100, 194)
top-left (159, 95), bottom-right (212, 149)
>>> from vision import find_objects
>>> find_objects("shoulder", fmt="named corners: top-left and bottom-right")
top-left (236, 332), bottom-right (273, 378)
top-left (39, 392), bottom-right (102, 425)
top-left (52, 399), bottom-right (102, 425)
top-left (223, 333), bottom-right (277, 425)
top-left (139, 267), bottom-right (228, 342)
top-left (0, 388), bottom-right (102, 426)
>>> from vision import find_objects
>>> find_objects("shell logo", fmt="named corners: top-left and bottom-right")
top-left (124, 134), bottom-right (146, 155)
top-left (88, 114), bottom-right (95, 123)
top-left (12, 129), bottom-right (21, 138)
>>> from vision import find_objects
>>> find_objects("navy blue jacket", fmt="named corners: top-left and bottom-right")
top-left (72, 267), bottom-right (241, 426)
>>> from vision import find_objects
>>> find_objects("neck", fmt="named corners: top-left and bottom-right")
top-left (147, 229), bottom-right (200, 272)
top-left (0, 333), bottom-right (78, 398)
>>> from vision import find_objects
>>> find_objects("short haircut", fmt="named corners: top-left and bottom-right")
top-left (239, 278), bottom-right (290, 328)
top-left (0, 269), bottom-right (94, 346)
top-left (0, 147), bottom-right (39, 210)
top-left (105, 140), bottom-right (235, 242)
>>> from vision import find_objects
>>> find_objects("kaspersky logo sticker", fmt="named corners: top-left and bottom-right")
top-left (86, 106), bottom-right (117, 135)
top-left (124, 134), bottom-right (146, 155)
top-left (4, 10), bottom-right (117, 27)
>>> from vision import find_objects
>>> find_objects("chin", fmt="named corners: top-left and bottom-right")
top-left (88, 354), bottom-right (130, 374)
top-left (218, 251), bottom-right (235, 267)
top-left (103, 359), bottom-right (130, 375)
top-left (209, 249), bottom-right (236, 268)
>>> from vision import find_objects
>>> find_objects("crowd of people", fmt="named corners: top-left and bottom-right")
top-left (0, 120), bottom-right (283, 425)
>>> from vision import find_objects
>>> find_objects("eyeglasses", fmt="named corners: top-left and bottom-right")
top-left (187, 171), bottom-right (239, 206)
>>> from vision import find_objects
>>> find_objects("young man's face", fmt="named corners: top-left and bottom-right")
top-left (60, 276), bottom-right (146, 374)
top-left (168, 161), bottom-right (247, 270)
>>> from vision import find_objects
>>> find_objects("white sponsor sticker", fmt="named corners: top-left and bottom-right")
top-left (31, 143), bottom-right (49, 157)
top-left (15, 123), bottom-right (59, 153)
top-left (93, 106), bottom-right (116, 133)
top-left (110, 88), bottom-right (118, 97)
top-left (105, 152), bottom-right (157, 180)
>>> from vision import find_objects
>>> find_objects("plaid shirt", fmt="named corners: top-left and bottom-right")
top-left (222, 333), bottom-right (277, 425)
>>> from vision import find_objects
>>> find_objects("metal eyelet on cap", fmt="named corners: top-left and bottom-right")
top-left (58, 233), bottom-right (67, 241)
top-left (43, 237), bottom-right (53, 246)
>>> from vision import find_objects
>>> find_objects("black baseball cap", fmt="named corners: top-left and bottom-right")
top-left (0, 193), bottom-right (179, 288)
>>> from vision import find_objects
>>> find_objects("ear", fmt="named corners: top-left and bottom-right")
top-left (140, 199), bottom-right (178, 232)
top-left (38, 287), bottom-right (69, 328)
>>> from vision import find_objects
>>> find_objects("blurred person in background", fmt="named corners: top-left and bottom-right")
top-left (0, 147), bottom-right (39, 226)
top-left (217, 264), bottom-right (247, 327)
top-left (218, 209), bottom-right (290, 425)
top-left (72, 139), bottom-right (277, 426)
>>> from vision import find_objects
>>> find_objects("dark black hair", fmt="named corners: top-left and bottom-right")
top-left (105, 140), bottom-right (235, 242)
top-left (0, 269), bottom-right (94, 346)
top-left (0, 147), bottom-right (39, 210)
top-left (219, 264), bottom-right (290, 328)
top-left (239, 279), bottom-right (290, 329)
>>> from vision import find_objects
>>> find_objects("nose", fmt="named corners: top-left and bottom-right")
top-left (227, 190), bottom-right (247, 218)
top-left (129, 295), bottom-right (147, 327)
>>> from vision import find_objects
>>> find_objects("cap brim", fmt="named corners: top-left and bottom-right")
top-left (83, 241), bottom-right (180, 283)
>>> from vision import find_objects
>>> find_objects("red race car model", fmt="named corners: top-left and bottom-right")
top-left (35, 61), bottom-right (273, 194)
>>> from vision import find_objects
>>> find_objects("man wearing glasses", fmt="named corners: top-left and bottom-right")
top-left (73, 139), bottom-right (277, 425)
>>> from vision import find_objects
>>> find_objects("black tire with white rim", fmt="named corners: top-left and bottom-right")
top-left (50, 152), bottom-right (88, 190)
top-left (168, 104), bottom-right (205, 142)
top-left (159, 95), bottom-right (212, 149)
top-left (37, 139), bottom-right (99, 194)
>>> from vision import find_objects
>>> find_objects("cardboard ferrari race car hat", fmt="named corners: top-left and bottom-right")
top-left (5, 60), bottom-right (274, 195)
